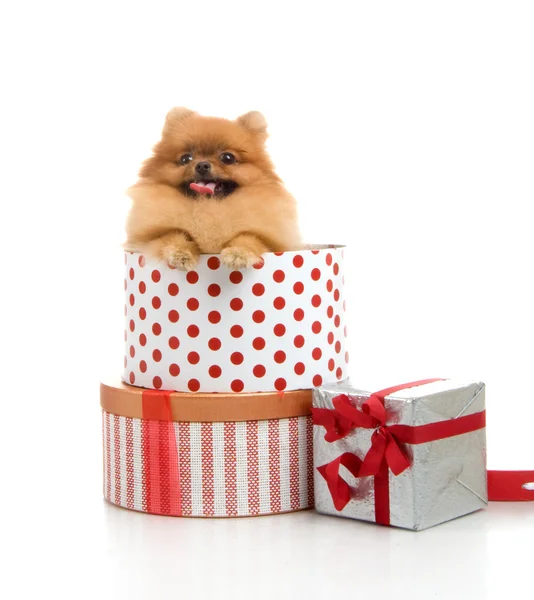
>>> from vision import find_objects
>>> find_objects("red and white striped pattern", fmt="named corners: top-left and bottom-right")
top-left (102, 410), bottom-right (314, 517)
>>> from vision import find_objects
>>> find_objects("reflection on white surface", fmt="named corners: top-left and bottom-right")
top-left (97, 501), bottom-right (532, 600)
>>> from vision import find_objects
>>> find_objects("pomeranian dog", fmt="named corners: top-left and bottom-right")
top-left (125, 108), bottom-right (301, 270)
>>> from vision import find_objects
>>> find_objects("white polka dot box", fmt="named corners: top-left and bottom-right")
top-left (101, 382), bottom-right (314, 517)
top-left (124, 246), bottom-right (348, 393)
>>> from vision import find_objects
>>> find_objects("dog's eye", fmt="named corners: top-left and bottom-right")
top-left (220, 152), bottom-right (236, 165)
top-left (179, 153), bottom-right (193, 165)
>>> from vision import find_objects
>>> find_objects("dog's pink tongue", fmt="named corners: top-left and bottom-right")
top-left (190, 181), bottom-right (216, 195)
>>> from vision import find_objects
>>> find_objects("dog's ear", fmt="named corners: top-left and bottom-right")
top-left (163, 107), bottom-right (195, 133)
top-left (236, 111), bottom-right (268, 136)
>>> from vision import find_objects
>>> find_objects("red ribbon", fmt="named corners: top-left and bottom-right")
top-left (487, 471), bottom-right (534, 501)
top-left (142, 390), bottom-right (182, 515)
top-left (313, 379), bottom-right (487, 525)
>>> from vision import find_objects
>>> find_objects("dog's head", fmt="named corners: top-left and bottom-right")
top-left (139, 108), bottom-right (279, 198)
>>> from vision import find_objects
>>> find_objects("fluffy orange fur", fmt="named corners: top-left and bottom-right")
top-left (125, 108), bottom-right (301, 270)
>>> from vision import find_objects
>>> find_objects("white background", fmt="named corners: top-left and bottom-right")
top-left (1, 1), bottom-right (533, 598)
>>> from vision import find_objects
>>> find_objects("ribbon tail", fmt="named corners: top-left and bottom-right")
top-left (359, 432), bottom-right (387, 477)
top-left (384, 434), bottom-right (411, 476)
top-left (317, 453), bottom-right (362, 511)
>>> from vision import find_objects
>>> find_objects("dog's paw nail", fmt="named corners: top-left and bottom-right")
top-left (221, 247), bottom-right (258, 270)
top-left (165, 249), bottom-right (197, 271)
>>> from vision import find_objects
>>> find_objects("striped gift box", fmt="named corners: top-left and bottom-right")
top-left (101, 382), bottom-right (314, 517)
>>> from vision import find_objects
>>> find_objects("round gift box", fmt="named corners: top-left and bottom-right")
top-left (101, 382), bottom-right (314, 517)
top-left (123, 246), bottom-right (348, 393)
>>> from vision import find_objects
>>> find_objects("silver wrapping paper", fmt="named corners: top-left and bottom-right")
top-left (313, 379), bottom-right (487, 530)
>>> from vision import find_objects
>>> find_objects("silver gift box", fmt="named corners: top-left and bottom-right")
top-left (313, 379), bottom-right (488, 530)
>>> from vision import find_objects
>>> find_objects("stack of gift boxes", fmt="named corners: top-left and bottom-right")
top-left (101, 246), bottom-right (348, 517)
top-left (101, 246), bottom-right (492, 528)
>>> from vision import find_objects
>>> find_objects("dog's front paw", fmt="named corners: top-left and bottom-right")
top-left (165, 247), bottom-right (198, 271)
top-left (221, 247), bottom-right (261, 270)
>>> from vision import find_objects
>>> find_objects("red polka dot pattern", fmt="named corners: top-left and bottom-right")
top-left (253, 310), bottom-right (265, 323)
top-left (209, 365), bottom-right (222, 378)
top-left (229, 271), bottom-right (243, 284)
top-left (293, 308), bottom-right (304, 321)
top-left (123, 248), bottom-right (347, 392)
top-left (273, 297), bottom-right (286, 310)
top-left (188, 379), bottom-right (200, 392)
top-left (230, 325), bottom-right (243, 338)
top-left (274, 351), bottom-right (286, 364)
top-left (294, 335), bottom-right (305, 348)
top-left (252, 283), bottom-right (265, 296)
top-left (253, 364), bottom-right (266, 378)
top-left (293, 255), bottom-right (304, 268)
top-left (274, 324), bottom-right (286, 337)
top-left (294, 362), bottom-right (305, 375)
top-left (231, 352), bottom-right (244, 365)
top-left (253, 337), bottom-right (266, 350)
top-left (208, 310), bottom-right (221, 324)
top-left (230, 298), bottom-right (243, 311)
top-left (209, 337), bottom-right (222, 351)
top-left (207, 257), bottom-right (220, 270)
top-left (231, 379), bottom-right (244, 393)
top-left (187, 325), bottom-right (200, 338)
top-left (188, 352), bottom-right (200, 365)
top-left (275, 378), bottom-right (287, 391)
top-left (208, 284), bottom-right (221, 297)
top-left (187, 298), bottom-right (199, 311)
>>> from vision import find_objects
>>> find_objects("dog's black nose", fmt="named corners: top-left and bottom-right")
top-left (195, 161), bottom-right (211, 175)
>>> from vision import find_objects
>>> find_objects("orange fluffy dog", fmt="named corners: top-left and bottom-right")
top-left (125, 108), bottom-right (301, 270)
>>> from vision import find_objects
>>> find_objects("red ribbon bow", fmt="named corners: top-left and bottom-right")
top-left (312, 379), bottom-right (487, 525)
